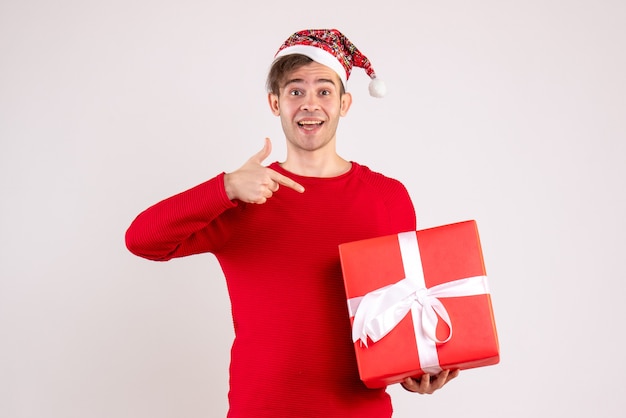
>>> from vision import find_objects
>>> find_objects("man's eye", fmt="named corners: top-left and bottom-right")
top-left (320, 90), bottom-right (331, 96)
top-left (290, 90), bottom-right (302, 96)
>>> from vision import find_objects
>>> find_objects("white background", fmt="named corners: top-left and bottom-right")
top-left (1, 0), bottom-right (625, 417)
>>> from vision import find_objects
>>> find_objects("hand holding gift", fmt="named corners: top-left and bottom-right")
top-left (400, 370), bottom-right (460, 394)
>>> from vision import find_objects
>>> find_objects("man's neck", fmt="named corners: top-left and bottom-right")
top-left (280, 152), bottom-right (352, 178)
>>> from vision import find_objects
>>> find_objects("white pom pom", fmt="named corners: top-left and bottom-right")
top-left (368, 77), bottom-right (387, 98)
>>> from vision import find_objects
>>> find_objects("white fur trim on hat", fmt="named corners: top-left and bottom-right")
top-left (274, 44), bottom-right (349, 90)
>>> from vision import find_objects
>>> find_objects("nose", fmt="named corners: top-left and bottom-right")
top-left (300, 94), bottom-right (321, 112)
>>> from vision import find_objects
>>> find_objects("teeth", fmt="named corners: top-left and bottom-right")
top-left (298, 120), bottom-right (322, 125)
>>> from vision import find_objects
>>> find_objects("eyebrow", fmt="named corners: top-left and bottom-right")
top-left (283, 78), bottom-right (338, 88)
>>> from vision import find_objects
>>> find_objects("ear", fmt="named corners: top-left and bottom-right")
top-left (340, 92), bottom-right (352, 117)
top-left (268, 93), bottom-right (280, 116)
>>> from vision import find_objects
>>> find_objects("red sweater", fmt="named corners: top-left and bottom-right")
top-left (126, 162), bottom-right (416, 417)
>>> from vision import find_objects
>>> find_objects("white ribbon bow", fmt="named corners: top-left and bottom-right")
top-left (347, 231), bottom-right (490, 374)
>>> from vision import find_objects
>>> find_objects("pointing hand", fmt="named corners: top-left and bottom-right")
top-left (224, 138), bottom-right (305, 204)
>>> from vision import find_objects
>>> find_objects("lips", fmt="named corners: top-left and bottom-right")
top-left (297, 120), bottom-right (324, 130)
top-left (297, 120), bottom-right (323, 126)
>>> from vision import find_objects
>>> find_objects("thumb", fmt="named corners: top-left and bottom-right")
top-left (250, 137), bottom-right (272, 164)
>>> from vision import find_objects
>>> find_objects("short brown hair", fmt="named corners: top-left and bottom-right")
top-left (266, 54), bottom-right (345, 96)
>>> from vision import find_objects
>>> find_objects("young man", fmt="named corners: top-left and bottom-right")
top-left (126, 29), bottom-right (458, 417)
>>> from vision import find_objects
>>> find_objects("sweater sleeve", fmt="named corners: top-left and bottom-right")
top-left (125, 172), bottom-right (238, 261)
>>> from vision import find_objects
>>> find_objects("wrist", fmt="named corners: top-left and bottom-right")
top-left (223, 172), bottom-right (236, 201)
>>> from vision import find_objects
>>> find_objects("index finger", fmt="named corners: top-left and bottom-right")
top-left (270, 170), bottom-right (305, 193)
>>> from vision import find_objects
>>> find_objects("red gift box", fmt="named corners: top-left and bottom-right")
top-left (338, 220), bottom-right (499, 389)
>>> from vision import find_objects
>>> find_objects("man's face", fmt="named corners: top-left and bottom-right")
top-left (268, 61), bottom-right (352, 154)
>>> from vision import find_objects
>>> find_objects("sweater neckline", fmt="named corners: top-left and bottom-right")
top-left (270, 161), bottom-right (358, 183)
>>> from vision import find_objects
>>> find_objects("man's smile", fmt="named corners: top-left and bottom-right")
top-left (297, 120), bottom-right (324, 130)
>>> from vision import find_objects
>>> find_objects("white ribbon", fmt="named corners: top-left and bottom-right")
top-left (347, 231), bottom-right (490, 374)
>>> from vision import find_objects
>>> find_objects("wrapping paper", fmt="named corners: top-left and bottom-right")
top-left (339, 220), bottom-right (500, 388)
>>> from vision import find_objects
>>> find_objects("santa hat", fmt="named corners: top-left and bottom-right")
top-left (273, 28), bottom-right (387, 98)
